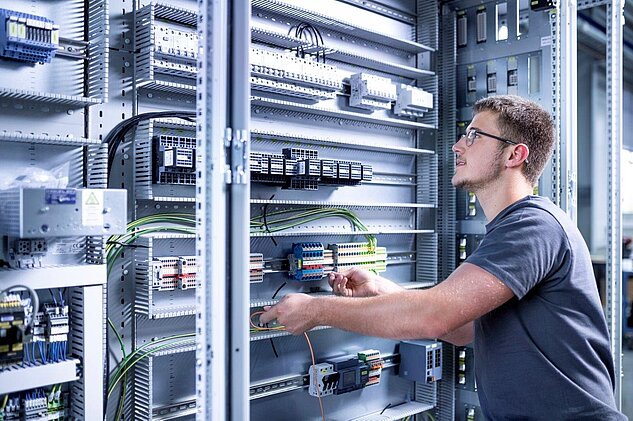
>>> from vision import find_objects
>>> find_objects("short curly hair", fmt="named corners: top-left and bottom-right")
top-left (473, 95), bottom-right (554, 186)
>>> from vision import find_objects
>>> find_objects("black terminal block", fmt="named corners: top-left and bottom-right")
top-left (251, 147), bottom-right (372, 190)
top-left (152, 135), bottom-right (196, 185)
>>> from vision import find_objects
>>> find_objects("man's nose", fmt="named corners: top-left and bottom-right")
top-left (452, 137), bottom-right (465, 153)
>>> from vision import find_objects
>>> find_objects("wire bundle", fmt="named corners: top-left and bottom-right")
top-left (106, 331), bottom-right (195, 420)
top-left (249, 312), bottom-right (325, 421)
top-left (103, 111), bottom-right (196, 173)
top-left (289, 22), bottom-right (326, 63)
top-left (105, 213), bottom-right (196, 273)
top-left (250, 206), bottom-right (377, 251)
top-left (106, 213), bottom-right (195, 420)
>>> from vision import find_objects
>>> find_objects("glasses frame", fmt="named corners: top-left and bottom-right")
top-left (461, 129), bottom-right (518, 147)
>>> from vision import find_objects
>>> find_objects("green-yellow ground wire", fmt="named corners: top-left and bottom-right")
top-left (106, 214), bottom-right (195, 418)
top-left (106, 210), bottom-right (374, 412)
top-left (250, 207), bottom-right (376, 250)
top-left (107, 335), bottom-right (195, 398)
top-left (108, 318), bottom-right (127, 421)
top-left (106, 226), bottom-right (196, 273)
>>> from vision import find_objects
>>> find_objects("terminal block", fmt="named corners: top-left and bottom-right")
top-left (394, 84), bottom-right (433, 118)
top-left (1, 388), bottom-right (68, 421)
top-left (330, 242), bottom-right (387, 273)
top-left (151, 256), bottom-right (198, 291)
top-left (288, 243), bottom-right (325, 281)
top-left (250, 147), bottom-right (372, 191)
top-left (0, 9), bottom-right (59, 64)
top-left (154, 25), bottom-right (198, 61)
top-left (44, 304), bottom-right (69, 343)
top-left (358, 349), bottom-right (384, 386)
top-left (153, 135), bottom-right (197, 185)
top-left (308, 363), bottom-right (338, 397)
top-left (350, 73), bottom-right (397, 111)
top-left (287, 242), bottom-right (387, 281)
top-left (0, 295), bottom-right (25, 365)
top-left (250, 253), bottom-right (264, 283)
top-left (250, 47), bottom-right (342, 92)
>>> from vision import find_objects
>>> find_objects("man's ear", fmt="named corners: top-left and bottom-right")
top-left (506, 144), bottom-right (529, 168)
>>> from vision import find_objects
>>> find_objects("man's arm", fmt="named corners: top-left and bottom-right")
top-left (260, 263), bottom-right (514, 339)
top-left (440, 322), bottom-right (474, 346)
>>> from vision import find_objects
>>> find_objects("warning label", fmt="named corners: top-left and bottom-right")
top-left (82, 190), bottom-right (104, 227)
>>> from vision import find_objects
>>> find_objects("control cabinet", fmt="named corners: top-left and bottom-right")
top-left (0, 0), bottom-right (587, 420)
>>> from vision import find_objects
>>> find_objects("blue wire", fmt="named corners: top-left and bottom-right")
top-left (59, 289), bottom-right (65, 307)
top-left (49, 289), bottom-right (58, 307)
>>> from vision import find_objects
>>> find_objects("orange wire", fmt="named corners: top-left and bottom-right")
top-left (304, 332), bottom-right (325, 421)
top-left (248, 312), bottom-right (325, 420)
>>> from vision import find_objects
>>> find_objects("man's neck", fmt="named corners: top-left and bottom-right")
top-left (474, 176), bottom-right (534, 222)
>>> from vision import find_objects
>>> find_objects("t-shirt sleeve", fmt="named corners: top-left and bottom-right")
top-left (465, 207), bottom-right (567, 299)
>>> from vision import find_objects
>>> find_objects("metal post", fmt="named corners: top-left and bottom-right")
top-left (605, 0), bottom-right (624, 409)
top-left (196, 0), bottom-right (229, 419)
top-left (558, 0), bottom-right (577, 222)
top-left (229, 0), bottom-right (251, 420)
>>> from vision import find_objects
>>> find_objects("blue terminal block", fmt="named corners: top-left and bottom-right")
top-left (0, 9), bottom-right (59, 64)
top-left (288, 242), bottom-right (325, 281)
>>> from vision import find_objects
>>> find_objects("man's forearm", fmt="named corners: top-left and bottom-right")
top-left (313, 290), bottom-right (443, 340)
top-left (375, 276), bottom-right (406, 295)
top-left (439, 322), bottom-right (473, 346)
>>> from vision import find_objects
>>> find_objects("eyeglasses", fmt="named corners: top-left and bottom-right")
top-left (460, 129), bottom-right (518, 147)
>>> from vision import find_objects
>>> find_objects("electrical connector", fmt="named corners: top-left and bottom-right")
top-left (394, 84), bottom-right (433, 118)
top-left (0, 9), bottom-right (59, 64)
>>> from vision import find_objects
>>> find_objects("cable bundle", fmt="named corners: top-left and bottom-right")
top-left (289, 22), bottom-right (326, 63)
top-left (103, 111), bottom-right (196, 174)
top-left (251, 207), bottom-right (377, 251)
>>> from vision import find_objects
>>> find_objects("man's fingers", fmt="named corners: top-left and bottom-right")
top-left (259, 306), bottom-right (277, 324)
top-left (328, 272), bottom-right (343, 288)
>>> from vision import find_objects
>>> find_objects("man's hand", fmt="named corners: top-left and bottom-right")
top-left (259, 293), bottom-right (318, 335)
top-left (329, 268), bottom-right (403, 297)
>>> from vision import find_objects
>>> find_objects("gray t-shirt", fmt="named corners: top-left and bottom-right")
top-left (466, 196), bottom-right (626, 420)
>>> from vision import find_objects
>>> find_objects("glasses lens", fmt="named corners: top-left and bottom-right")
top-left (467, 130), bottom-right (476, 146)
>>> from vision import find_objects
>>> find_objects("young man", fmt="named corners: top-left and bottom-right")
top-left (260, 95), bottom-right (626, 419)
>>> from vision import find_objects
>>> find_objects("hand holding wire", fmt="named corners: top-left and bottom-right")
top-left (329, 267), bottom-right (381, 297)
top-left (259, 294), bottom-right (317, 335)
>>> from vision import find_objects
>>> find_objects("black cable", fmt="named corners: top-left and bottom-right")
top-left (104, 111), bottom-right (196, 176)
top-left (262, 194), bottom-right (278, 247)
top-left (105, 241), bottom-right (150, 249)
top-left (269, 338), bottom-right (280, 358)
top-left (271, 282), bottom-right (286, 300)
top-left (380, 403), bottom-right (392, 415)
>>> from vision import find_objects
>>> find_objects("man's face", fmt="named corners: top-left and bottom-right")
top-left (451, 111), bottom-right (507, 191)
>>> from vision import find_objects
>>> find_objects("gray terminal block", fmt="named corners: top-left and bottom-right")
top-left (399, 340), bottom-right (442, 383)
top-left (0, 187), bottom-right (127, 237)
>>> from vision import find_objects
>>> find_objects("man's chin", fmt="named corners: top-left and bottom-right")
top-left (452, 178), bottom-right (471, 191)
